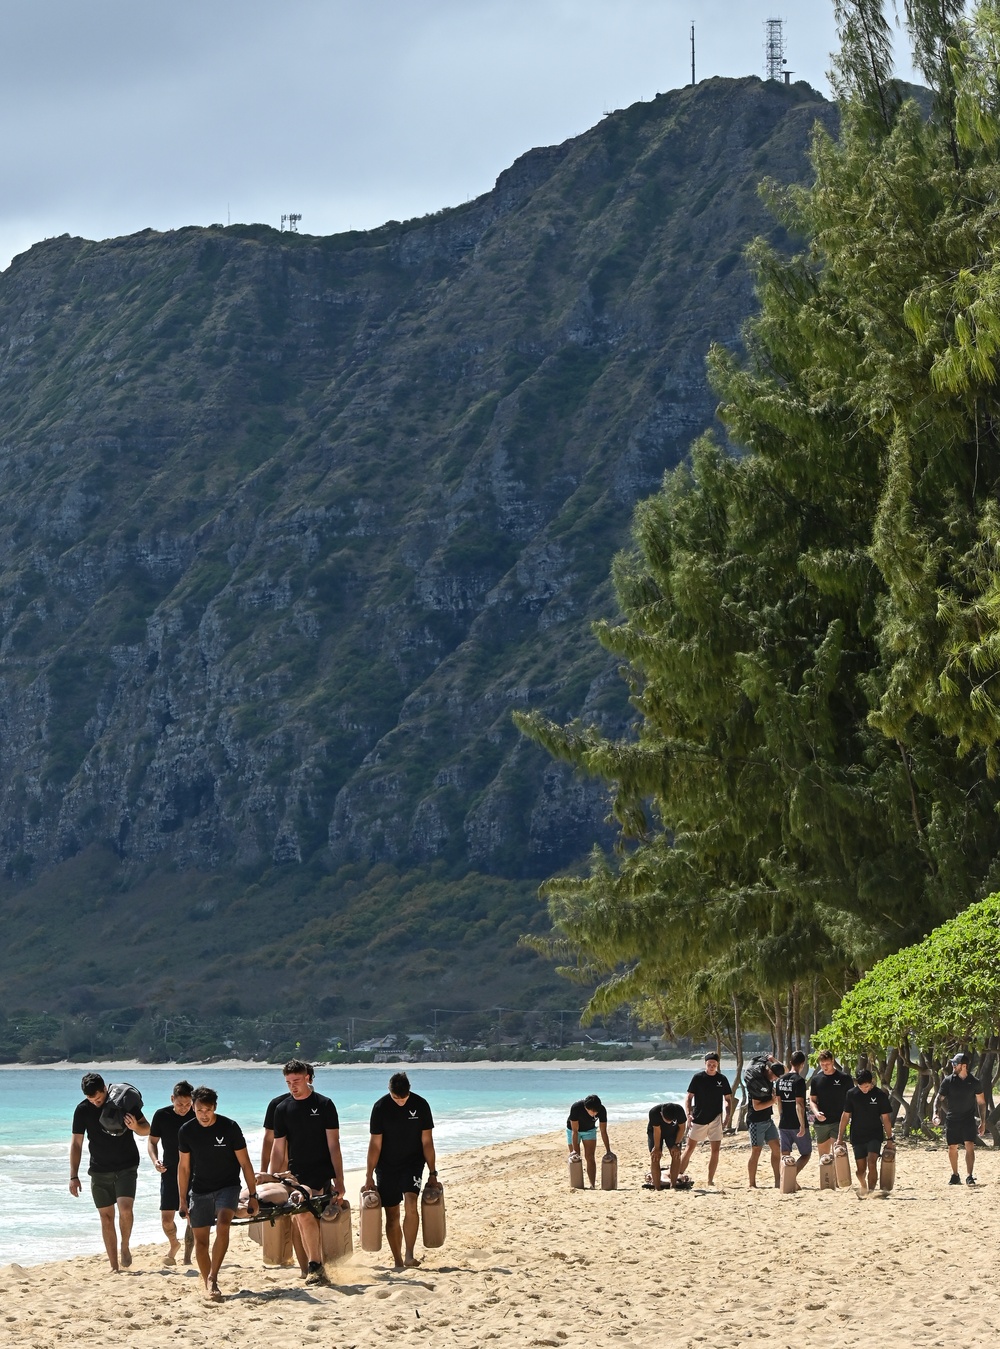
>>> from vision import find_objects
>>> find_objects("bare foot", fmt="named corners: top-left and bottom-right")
top-left (404, 1256), bottom-right (422, 1268)
top-left (392, 1261), bottom-right (405, 1272)
top-left (207, 1281), bottom-right (223, 1302)
top-left (120, 1246), bottom-right (132, 1268)
top-left (108, 1266), bottom-right (121, 1275)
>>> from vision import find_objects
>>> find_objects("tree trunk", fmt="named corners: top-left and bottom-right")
top-left (732, 994), bottom-right (745, 1132)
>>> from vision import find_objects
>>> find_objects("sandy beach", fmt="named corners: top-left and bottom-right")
top-left (1, 1119), bottom-right (996, 1347)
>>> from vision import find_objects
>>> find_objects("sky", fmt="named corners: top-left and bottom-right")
top-left (0, 1), bottom-right (918, 271)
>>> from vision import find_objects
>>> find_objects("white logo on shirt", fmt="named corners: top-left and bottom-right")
top-left (310, 1108), bottom-right (319, 1116)
top-left (215, 1137), bottom-right (225, 1146)
top-left (409, 1110), bottom-right (418, 1118)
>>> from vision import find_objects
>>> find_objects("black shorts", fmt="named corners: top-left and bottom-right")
top-left (375, 1162), bottom-right (424, 1207)
top-left (160, 1169), bottom-right (180, 1212)
top-left (850, 1136), bottom-right (883, 1160)
top-left (647, 1125), bottom-right (681, 1153)
top-left (945, 1114), bottom-right (978, 1146)
top-left (295, 1173), bottom-right (335, 1195)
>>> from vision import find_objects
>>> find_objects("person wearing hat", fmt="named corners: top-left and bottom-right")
top-left (676, 1052), bottom-right (733, 1186)
top-left (566, 1094), bottom-right (611, 1188)
top-left (933, 1052), bottom-right (987, 1186)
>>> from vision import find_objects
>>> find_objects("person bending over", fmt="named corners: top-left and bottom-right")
top-left (836, 1068), bottom-right (893, 1191)
top-left (648, 1102), bottom-right (686, 1190)
top-left (366, 1071), bottom-right (438, 1270)
top-left (69, 1072), bottom-right (150, 1274)
top-left (148, 1079), bottom-right (194, 1265)
top-left (933, 1052), bottom-right (987, 1186)
top-left (270, 1058), bottom-right (345, 1287)
top-left (177, 1085), bottom-right (258, 1302)
top-left (677, 1052), bottom-right (733, 1185)
top-left (566, 1095), bottom-right (611, 1188)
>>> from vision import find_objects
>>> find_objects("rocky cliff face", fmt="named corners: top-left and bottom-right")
top-left (0, 77), bottom-right (834, 1021)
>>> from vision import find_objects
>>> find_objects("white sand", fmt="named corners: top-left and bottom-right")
top-left (1, 1120), bottom-right (993, 1347)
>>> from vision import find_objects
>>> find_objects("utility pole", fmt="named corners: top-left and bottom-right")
top-left (690, 23), bottom-right (696, 86)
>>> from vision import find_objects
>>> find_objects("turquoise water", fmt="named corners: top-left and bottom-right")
top-left (0, 1064), bottom-right (694, 1266)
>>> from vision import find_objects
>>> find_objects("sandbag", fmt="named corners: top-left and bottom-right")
top-left (780, 1154), bottom-right (798, 1193)
top-left (99, 1082), bottom-right (143, 1135)
top-left (567, 1152), bottom-right (584, 1189)
top-left (421, 1181), bottom-right (446, 1248)
top-left (879, 1140), bottom-right (896, 1193)
top-left (359, 1186), bottom-right (382, 1252)
top-left (321, 1199), bottom-right (353, 1262)
top-left (601, 1153), bottom-right (618, 1191)
top-left (819, 1154), bottom-right (837, 1190)
top-left (834, 1144), bottom-right (853, 1189)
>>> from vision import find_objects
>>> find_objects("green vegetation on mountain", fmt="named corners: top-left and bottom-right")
top-left (518, 1), bottom-right (1000, 1057)
top-left (0, 75), bottom-right (833, 1053)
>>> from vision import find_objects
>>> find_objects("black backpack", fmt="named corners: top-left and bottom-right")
top-left (99, 1082), bottom-right (144, 1135)
top-left (742, 1055), bottom-right (773, 1103)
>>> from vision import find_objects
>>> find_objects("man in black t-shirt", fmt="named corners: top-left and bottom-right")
top-left (677, 1052), bottom-right (733, 1185)
top-left (271, 1058), bottom-right (345, 1286)
top-left (260, 1065), bottom-right (312, 1274)
top-left (809, 1051), bottom-right (854, 1157)
top-left (647, 1102), bottom-right (686, 1190)
top-left (776, 1050), bottom-right (812, 1184)
top-left (365, 1072), bottom-right (438, 1270)
top-left (148, 1079), bottom-right (194, 1265)
top-left (836, 1068), bottom-right (893, 1189)
top-left (747, 1061), bottom-right (782, 1189)
top-left (566, 1094), bottom-right (612, 1188)
top-left (177, 1085), bottom-right (258, 1301)
top-left (69, 1071), bottom-right (151, 1273)
top-left (933, 1052), bottom-right (987, 1186)
top-left (260, 1061), bottom-right (313, 1170)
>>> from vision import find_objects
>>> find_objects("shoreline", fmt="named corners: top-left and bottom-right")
top-left (0, 1056), bottom-right (717, 1072)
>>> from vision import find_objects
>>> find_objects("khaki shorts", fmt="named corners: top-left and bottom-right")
top-left (687, 1115), bottom-right (723, 1144)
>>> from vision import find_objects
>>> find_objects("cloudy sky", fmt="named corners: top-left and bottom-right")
top-left (1, 1), bottom-right (917, 271)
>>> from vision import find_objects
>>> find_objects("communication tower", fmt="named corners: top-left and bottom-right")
top-left (280, 213), bottom-right (302, 233)
top-left (765, 18), bottom-right (789, 82)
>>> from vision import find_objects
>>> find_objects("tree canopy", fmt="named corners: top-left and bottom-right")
top-left (516, 1), bottom-right (1000, 1049)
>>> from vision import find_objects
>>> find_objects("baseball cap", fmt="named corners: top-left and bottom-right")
top-left (951, 1052), bottom-right (971, 1066)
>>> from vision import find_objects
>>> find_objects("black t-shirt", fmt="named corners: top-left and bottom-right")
top-left (566, 1099), bottom-right (608, 1129)
top-left (647, 1104), bottom-right (685, 1148)
top-left (938, 1073), bottom-right (982, 1118)
top-left (150, 1105), bottom-right (195, 1168)
top-left (263, 1093), bottom-right (290, 1131)
top-left (273, 1091), bottom-right (340, 1184)
top-left (369, 1092), bottom-right (434, 1169)
top-left (177, 1114), bottom-right (247, 1193)
top-left (843, 1085), bottom-right (891, 1140)
top-left (809, 1068), bottom-right (854, 1121)
top-left (72, 1099), bottom-right (145, 1174)
top-left (776, 1072), bottom-right (807, 1131)
top-left (685, 1071), bottom-right (733, 1124)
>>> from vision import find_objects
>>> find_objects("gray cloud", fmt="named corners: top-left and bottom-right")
top-left (1, 1), bottom-right (906, 269)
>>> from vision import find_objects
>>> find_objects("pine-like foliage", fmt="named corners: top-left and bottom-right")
top-left (516, 1), bottom-right (1000, 1039)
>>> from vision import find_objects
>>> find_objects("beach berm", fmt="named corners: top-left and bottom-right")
top-left (1, 1120), bottom-right (997, 1347)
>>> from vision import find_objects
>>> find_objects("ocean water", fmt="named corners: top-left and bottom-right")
top-left (0, 1064), bottom-right (694, 1266)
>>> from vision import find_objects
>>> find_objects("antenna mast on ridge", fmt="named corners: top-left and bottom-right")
top-left (765, 17), bottom-right (791, 83)
top-left (690, 22), bottom-right (695, 86)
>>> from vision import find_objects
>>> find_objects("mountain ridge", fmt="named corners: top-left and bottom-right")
top-left (0, 76), bottom-right (834, 1054)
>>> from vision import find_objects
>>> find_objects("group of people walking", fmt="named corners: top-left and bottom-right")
top-left (69, 1062), bottom-right (438, 1300)
top-left (566, 1049), bottom-right (989, 1193)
